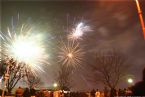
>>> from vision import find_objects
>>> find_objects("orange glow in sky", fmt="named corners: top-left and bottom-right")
top-left (135, 0), bottom-right (145, 39)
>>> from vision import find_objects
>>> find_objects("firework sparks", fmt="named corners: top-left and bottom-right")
top-left (58, 41), bottom-right (84, 67)
top-left (68, 22), bottom-right (92, 40)
top-left (0, 25), bottom-right (49, 73)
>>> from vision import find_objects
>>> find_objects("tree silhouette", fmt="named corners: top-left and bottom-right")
top-left (90, 50), bottom-right (129, 89)
top-left (23, 68), bottom-right (41, 89)
top-left (6, 59), bottom-right (25, 94)
top-left (0, 60), bottom-right (7, 78)
top-left (57, 64), bottom-right (72, 91)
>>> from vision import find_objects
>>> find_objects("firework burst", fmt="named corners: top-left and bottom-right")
top-left (68, 22), bottom-right (92, 41)
top-left (58, 40), bottom-right (84, 67)
top-left (0, 24), bottom-right (49, 73)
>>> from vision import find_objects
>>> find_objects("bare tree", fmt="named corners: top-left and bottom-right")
top-left (57, 64), bottom-right (72, 91)
top-left (6, 59), bottom-right (25, 94)
top-left (23, 68), bottom-right (41, 89)
top-left (90, 51), bottom-right (129, 89)
top-left (0, 60), bottom-right (6, 78)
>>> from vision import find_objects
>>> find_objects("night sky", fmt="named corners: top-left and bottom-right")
top-left (1, 0), bottom-right (145, 91)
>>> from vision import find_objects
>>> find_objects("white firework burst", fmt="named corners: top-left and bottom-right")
top-left (68, 22), bottom-right (92, 41)
top-left (0, 24), bottom-right (49, 73)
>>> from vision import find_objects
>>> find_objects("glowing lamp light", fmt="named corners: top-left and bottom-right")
top-left (53, 83), bottom-right (58, 88)
top-left (128, 78), bottom-right (133, 84)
